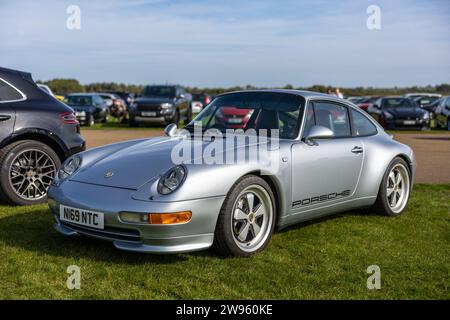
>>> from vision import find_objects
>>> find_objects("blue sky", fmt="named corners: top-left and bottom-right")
top-left (1, 0), bottom-right (449, 87)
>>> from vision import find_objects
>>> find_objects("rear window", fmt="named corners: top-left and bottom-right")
top-left (0, 79), bottom-right (24, 102)
top-left (65, 95), bottom-right (93, 106)
top-left (351, 109), bottom-right (377, 136)
top-left (383, 98), bottom-right (413, 108)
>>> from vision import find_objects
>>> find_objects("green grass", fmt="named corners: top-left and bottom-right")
top-left (0, 184), bottom-right (448, 299)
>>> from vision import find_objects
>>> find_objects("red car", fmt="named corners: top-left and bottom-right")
top-left (215, 107), bottom-right (253, 129)
top-left (357, 96), bottom-right (380, 112)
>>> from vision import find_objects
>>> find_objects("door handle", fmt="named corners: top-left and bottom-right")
top-left (0, 115), bottom-right (11, 122)
top-left (351, 146), bottom-right (363, 154)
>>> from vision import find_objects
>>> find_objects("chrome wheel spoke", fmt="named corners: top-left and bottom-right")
top-left (234, 208), bottom-right (247, 221)
top-left (254, 203), bottom-right (265, 217)
top-left (237, 222), bottom-right (250, 241)
top-left (246, 193), bottom-right (255, 212)
top-left (251, 222), bottom-right (261, 237)
top-left (387, 187), bottom-right (394, 196)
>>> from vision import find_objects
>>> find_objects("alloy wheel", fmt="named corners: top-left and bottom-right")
top-left (386, 163), bottom-right (410, 214)
top-left (8, 149), bottom-right (56, 200)
top-left (231, 185), bottom-right (273, 252)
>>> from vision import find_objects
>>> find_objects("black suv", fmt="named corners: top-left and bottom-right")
top-left (128, 85), bottom-right (191, 126)
top-left (64, 93), bottom-right (109, 126)
top-left (0, 67), bottom-right (85, 205)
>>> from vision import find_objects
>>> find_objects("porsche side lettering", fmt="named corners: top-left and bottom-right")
top-left (292, 190), bottom-right (351, 208)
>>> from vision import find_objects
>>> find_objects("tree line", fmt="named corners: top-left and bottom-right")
top-left (38, 78), bottom-right (450, 97)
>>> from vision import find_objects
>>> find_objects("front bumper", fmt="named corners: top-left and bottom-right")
top-left (48, 180), bottom-right (225, 254)
top-left (383, 119), bottom-right (430, 130)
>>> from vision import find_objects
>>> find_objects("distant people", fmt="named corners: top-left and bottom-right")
top-left (327, 88), bottom-right (335, 96)
top-left (335, 88), bottom-right (344, 99)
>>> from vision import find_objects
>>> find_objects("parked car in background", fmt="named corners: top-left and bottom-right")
top-left (0, 67), bottom-right (85, 205)
top-left (357, 96), bottom-right (380, 112)
top-left (105, 91), bottom-right (135, 107)
top-left (434, 96), bottom-right (450, 130)
top-left (404, 93), bottom-right (442, 100)
top-left (413, 95), bottom-right (441, 108)
top-left (346, 96), bottom-right (367, 104)
top-left (37, 83), bottom-right (65, 101)
top-left (128, 85), bottom-right (191, 126)
top-left (99, 93), bottom-right (127, 122)
top-left (367, 96), bottom-right (430, 130)
top-left (215, 107), bottom-right (253, 129)
top-left (190, 92), bottom-right (212, 114)
top-left (64, 93), bottom-right (109, 126)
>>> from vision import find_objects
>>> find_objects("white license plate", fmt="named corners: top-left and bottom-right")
top-left (228, 118), bottom-right (242, 124)
top-left (59, 205), bottom-right (104, 229)
top-left (141, 111), bottom-right (157, 117)
top-left (403, 120), bottom-right (416, 125)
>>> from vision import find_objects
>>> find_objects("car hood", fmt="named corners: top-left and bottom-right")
top-left (135, 97), bottom-right (174, 104)
top-left (384, 107), bottom-right (425, 117)
top-left (70, 136), bottom-right (277, 190)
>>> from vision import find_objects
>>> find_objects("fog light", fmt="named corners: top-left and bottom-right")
top-left (148, 211), bottom-right (192, 225)
top-left (120, 212), bottom-right (149, 223)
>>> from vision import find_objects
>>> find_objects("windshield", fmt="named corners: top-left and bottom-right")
top-left (185, 92), bottom-right (305, 139)
top-left (65, 95), bottom-right (93, 106)
top-left (383, 98), bottom-right (415, 108)
top-left (141, 86), bottom-right (176, 98)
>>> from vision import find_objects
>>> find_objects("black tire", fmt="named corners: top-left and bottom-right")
top-left (371, 157), bottom-right (411, 217)
top-left (213, 175), bottom-right (276, 257)
top-left (101, 113), bottom-right (109, 123)
top-left (129, 117), bottom-right (138, 127)
top-left (0, 140), bottom-right (61, 205)
top-left (87, 115), bottom-right (95, 127)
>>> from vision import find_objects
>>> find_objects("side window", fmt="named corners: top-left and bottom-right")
top-left (95, 96), bottom-right (103, 105)
top-left (351, 109), bottom-right (377, 136)
top-left (0, 79), bottom-right (23, 102)
top-left (313, 102), bottom-right (351, 137)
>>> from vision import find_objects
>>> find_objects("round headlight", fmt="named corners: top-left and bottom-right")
top-left (157, 165), bottom-right (187, 195)
top-left (58, 155), bottom-right (82, 181)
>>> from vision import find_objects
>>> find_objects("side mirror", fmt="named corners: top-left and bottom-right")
top-left (304, 125), bottom-right (334, 145)
top-left (164, 123), bottom-right (178, 137)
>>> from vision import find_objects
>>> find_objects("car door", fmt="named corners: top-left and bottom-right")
top-left (291, 100), bottom-right (364, 213)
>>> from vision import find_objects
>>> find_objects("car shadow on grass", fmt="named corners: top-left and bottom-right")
top-left (0, 208), bottom-right (191, 265)
top-left (276, 209), bottom-right (376, 233)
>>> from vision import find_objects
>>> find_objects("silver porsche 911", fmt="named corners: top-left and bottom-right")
top-left (48, 90), bottom-right (416, 257)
